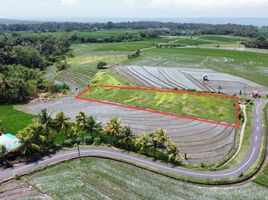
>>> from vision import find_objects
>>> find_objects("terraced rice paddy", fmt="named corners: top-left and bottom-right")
top-left (124, 48), bottom-right (268, 87)
top-left (113, 66), bottom-right (268, 95)
top-left (23, 158), bottom-right (268, 200)
top-left (18, 97), bottom-right (235, 164)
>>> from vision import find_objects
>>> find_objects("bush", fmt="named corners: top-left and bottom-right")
top-left (63, 139), bottom-right (74, 147)
top-left (84, 136), bottom-right (93, 145)
top-left (97, 61), bottom-right (107, 69)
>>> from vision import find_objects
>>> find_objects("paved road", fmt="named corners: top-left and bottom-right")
top-left (0, 100), bottom-right (266, 182)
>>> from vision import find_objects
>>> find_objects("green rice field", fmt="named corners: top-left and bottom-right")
top-left (125, 47), bottom-right (268, 87)
top-left (25, 158), bottom-right (268, 200)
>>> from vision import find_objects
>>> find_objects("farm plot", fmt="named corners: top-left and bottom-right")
top-left (24, 158), bottom-right (268, 200)
top-left (124, 48), bottom-right (268, 87)
top-left (113, 66), bottom-right (268, 95)
top-left (17, 97), bottom-right (236, 164)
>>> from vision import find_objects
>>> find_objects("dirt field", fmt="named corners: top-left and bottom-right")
top-left (16, 97), bottom-right (235, 164)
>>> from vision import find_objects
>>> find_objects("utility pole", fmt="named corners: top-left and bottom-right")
top-left (77, 142), bottom-right (81, 157)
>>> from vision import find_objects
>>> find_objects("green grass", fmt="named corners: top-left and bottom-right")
top-left (25, 157), bottom-right (268, 200)
top-left (83, 71), bottom-right (236, 124)
top-left (0, 105), bottom-right (35, 135)
top-left (125, 47), bottom-right (268, 87)
top-left (198, 35), bottom-right (248, 43)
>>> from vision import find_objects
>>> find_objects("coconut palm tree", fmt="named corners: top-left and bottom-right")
top-left (53, 112), bottom-right (70, 144)
top-left (154, 128), bottom-right (170, 150)
top-left (76, 112), bottom-right (88, 128)
top-left (150, 131), bottom-right (162, 158)
top-left (68, 124), bottom-right (84, 140)
top-left (17, 122), bottom-right (45, 156)
top-left (106, 117), bottom-right (124, 145)
top-left (135, 133), bottom-right (151, 153)
top-left (84, 116), bottom-right (102, 136)
top-left (121, 126), bottom-right (134, 150)
top-left (167, 142), bottom-right (179, 163)
top-left (38, 109), bottom-right (54, 143)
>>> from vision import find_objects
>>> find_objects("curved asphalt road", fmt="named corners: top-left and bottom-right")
top-left (0, 100), bottom-right (266, 182)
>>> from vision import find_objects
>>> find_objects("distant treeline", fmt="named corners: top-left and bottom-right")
top-left (242, 37), bottom-right (268, 49)
top-left (0, 21), bottom-right (259, 37)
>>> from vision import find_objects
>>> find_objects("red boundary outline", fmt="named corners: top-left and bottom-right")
top-left (75, 84), bottom-right (240, 129)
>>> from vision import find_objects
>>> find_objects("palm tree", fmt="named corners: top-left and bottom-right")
top-left (0, 74), bottom-right (13, 92)
top-left (76, 112), bottom-right (88, 128)
top-left (150, 131), bottom-right (161, 158)
top-left (106, 117), bottom-right (124, 145)
top-left (154, 128), bottom-right (169, 150)
top-left (135, 133), bottom-right (151, 153)
top-left (17, 123), bottom-right (44, 156)
top-left (167, 141), bottom-right (179, 163)
top-left (121, 126), bottom-right (134, 150)
top-left (84, 116), bottom-right (102, 137)
top-left (38, 109), bottom-right (53, 143)
top-left (68, 124), bottom-right (84, 140)
top-left (53, 112), bottom-right (70, 144)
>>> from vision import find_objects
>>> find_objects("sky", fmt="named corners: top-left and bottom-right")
top-left (0, 0), bottom-right (268, 21)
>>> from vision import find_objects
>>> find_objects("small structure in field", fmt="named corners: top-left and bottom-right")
top-left (251, 88), bottom-right (261, 98)
top-left (0, 133), bottom-right (20, 152)
top-left (202, 74), bottom-right (208, 81)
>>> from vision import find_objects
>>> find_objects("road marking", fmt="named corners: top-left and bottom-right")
top-left (255, 136), bottom-right (258, 141)
top-left (257, 126), bottom-right (259, 131)
top-left (257, 118), bottom-right (259, 123)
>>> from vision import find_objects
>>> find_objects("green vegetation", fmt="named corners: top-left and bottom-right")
top-left (125, 47), bottom-right (268, 87)
top-left (25, 157), bottom-right (268, 200)
top-left (83, 71), bottom-right (236, 124)
top-left (0, 105), bottom-right (34, 134)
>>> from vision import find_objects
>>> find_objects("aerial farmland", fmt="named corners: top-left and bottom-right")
top-left (1, 15), bottom-right (268, 200)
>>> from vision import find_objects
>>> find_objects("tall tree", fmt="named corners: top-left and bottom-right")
top-left (106, 117), bottom-right (124, 145)
top-left (121, 126), bottom-right (134, 150)
top-left (53, 112), bottom-right (70, 144)
top-left (135, 133), bottom-right (151, 153)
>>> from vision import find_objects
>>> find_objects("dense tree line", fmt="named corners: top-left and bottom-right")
top-left (242, 37), bottom-right (268, 49)
top-left (0, 34), bottom-right (71, 103)
top-left (0, 110), bottom-right (180, 167)
top-left (0, 21), bottom-right (259, 37)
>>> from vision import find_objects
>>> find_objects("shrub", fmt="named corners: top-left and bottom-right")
top-left (97, 61), bottom-right (107, 69)
top-left (63, 139), bottom-right (74, 147)
top-left (84, 136), bottom-right (93, 145)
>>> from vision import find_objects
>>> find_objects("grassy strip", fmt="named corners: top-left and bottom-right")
top-left (253, 103), bottom-right (268, 187)
top-left (215, 102), bottom-right (254, 170)
top-left (0, 105), bottom-right (35, 135)
top-left (81, 84), bottom-right (236, 124)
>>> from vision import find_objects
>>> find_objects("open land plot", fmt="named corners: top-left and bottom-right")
top-left (24, 157), bottom-right (268, 200)
top-left (113, 65), bottom-right (268, 95)
top-left (123, 48), bottom-right (268, 87)
top-left (17, 96), bottom-right (235, 164)
top-left (80, 84), bottom-right (237, 125)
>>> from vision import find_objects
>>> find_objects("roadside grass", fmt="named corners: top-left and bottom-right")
top-left (254, 104), bottom-right (268, 187)
top-left (215, 102), bottom-right (254, 170)
top-left (125, 47), bottom-right (268, 87)
top-left (25, 157), bottom-right (268, 200)
top-left (0, 105), bottom-right (35, 135)
top-left (83, 71), bottom-right (236, 124)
